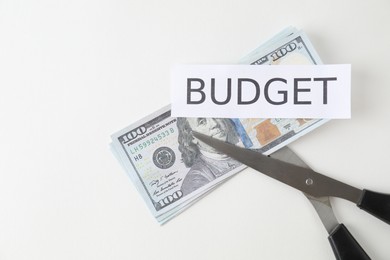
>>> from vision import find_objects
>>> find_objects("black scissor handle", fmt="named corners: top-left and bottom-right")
top-left (328, 224), bottom-right (371, 260)
top-left (357, 189), bottom-right (390, 225)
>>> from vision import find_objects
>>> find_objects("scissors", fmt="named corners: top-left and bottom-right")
top-left (193, 132), bottom-right (390, 260)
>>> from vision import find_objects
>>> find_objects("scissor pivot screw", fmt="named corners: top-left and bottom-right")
top-left (306, 178), bottom-right (314, 185)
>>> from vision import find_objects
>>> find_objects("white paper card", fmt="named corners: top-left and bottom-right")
top-left (171, 64), bottom-right (351, 118)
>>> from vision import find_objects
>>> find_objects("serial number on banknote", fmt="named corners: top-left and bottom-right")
top-left (125, 128), bottom-right (175, 154)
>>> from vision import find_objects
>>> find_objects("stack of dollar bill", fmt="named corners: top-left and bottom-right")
top-left (110, 27), bottom-right (328, 224)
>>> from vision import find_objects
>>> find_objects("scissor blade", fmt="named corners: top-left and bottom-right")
top-left (193, 132), bottom-right (362, 203)
top-left (270, 147), bottom-right (339, 234)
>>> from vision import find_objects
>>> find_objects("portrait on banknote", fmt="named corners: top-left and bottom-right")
top-left (177, 117), bottom-right (242, 195)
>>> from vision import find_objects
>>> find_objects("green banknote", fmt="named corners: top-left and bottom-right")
top-left (111, 27), bottom-right (328, 224)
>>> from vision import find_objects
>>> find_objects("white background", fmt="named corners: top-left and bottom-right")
top-left (1, 1), bottom-right (389, 259)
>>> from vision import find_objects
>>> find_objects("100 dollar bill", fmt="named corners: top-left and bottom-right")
top-left (111, 28), bottom-right (328, 224)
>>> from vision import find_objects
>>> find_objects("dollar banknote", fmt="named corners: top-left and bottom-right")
top-left (111, 27), bottom-right (328, 224)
